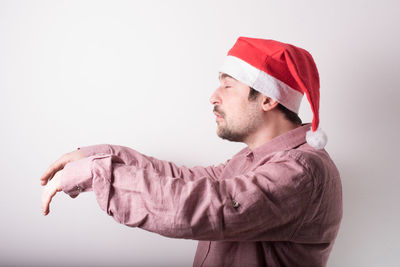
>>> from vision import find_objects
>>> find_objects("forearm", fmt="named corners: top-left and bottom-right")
top-left (61, 154), bottom-right (229, 239)
top-left (77, 144), bottom-right (227, 181)
top-left (77, 144), bottom-right (149, 167)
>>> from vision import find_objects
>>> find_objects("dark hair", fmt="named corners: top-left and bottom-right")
top-left (248, 86), bottom-right (261, 101)
top-left (248, 87), bottom-right (302, 125)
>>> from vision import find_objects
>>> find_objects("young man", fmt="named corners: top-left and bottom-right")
top-left (41, 37), bottom-right (343, 267)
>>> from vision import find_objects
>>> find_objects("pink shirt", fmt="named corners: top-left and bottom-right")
top-left (61, 123), bottom-right (342, 266)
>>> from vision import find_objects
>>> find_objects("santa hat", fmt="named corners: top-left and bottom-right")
top-left (220, 37), bottom-right (327, 150)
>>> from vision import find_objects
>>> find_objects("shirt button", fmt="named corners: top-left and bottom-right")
top-left (232, 200), bottom-right (240, 209)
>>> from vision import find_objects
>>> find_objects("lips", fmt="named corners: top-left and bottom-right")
top-left (214, 111), bottom-right (222, 118)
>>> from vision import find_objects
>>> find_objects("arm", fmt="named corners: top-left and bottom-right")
top-left (61, 152), bottom-right (315, 242)
top-left (76, 144), bottom-right (228, 181)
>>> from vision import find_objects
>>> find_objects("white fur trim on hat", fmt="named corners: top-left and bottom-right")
top-left (220, 55), bottom-right (304, 114)
top-left (306, 126), bottom-right (328, 150)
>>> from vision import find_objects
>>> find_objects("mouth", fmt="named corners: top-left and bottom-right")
top-left (214, 111), bottom-right (223, 119)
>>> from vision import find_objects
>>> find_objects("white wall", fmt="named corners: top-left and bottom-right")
top-left (1, 0), bottom-right (399, 266)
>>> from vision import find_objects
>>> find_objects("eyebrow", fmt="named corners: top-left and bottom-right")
top-left (219, 72), bottom-right (236, 81)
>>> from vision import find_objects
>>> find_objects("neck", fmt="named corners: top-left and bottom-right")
top-left (245, 118), bottom-right (300, 150)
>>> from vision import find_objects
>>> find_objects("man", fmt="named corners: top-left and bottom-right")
top-left (41, 37), bottom-right (343, 266)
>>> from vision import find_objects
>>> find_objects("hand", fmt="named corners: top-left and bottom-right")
top-left (41, 170), bottom-right (63, 216)
top-left (40, 150), bottom-right (84, 186)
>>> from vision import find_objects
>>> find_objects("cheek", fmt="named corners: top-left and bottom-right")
top-left (237, 101), bottom-right (251, 115)
top-left (237, 102), bottom-right (258, 121)
top-left (227, 103), bottom-right (247, 124)
top-left (224, 96), bottom-right (248, 118)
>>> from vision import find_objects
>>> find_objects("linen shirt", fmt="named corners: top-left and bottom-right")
top-left (61, 123), bottom-right (342, 267)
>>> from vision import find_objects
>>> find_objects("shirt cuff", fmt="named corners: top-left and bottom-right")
top-left (77, 144), bottom-right (112, 157)
top-left (61, 157), bottom-right (94, 198)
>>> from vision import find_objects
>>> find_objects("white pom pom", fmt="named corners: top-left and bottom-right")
top-left (306, 127), bottom-right (328, 150)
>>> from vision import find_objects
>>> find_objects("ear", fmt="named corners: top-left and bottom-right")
top-left (261, 96), bottom-right (279, 112)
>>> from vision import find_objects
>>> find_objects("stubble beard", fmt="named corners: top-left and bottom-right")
top-left (216, 107), bottom-right (262, 143)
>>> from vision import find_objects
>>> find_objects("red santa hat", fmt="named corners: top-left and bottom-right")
top-left (220, 37), bottom-right (327, 150)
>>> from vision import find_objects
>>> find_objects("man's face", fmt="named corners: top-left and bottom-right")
top-left (210, 73), bottom-right (263, 143)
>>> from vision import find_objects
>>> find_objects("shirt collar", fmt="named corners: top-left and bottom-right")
top-left (244, 123), bottom-right (312, 161)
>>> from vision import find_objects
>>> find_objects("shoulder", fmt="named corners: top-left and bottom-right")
top-left (270, 144), bottom-right (341, 184)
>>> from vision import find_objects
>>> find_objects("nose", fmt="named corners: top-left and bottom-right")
top-left (209, 87), bottom-right (222, 105)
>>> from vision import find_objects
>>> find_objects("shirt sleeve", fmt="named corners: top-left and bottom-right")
top-left (61, 152), bottom-right (314, 242)
top-left (76, 144), bottom-right (228, 181)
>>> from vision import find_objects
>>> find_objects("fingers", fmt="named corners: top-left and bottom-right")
top-left (42, 183), bottom-right (56, 215)
top-left (41, 173), bottom-right (62, 216)
top-left (40, 150), bottom-right (84, 186)
top-left (40, 159), bottom-right (64, 186)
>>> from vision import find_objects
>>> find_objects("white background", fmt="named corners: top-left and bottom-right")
top-left (1, 0), bottom-right (399, 266)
